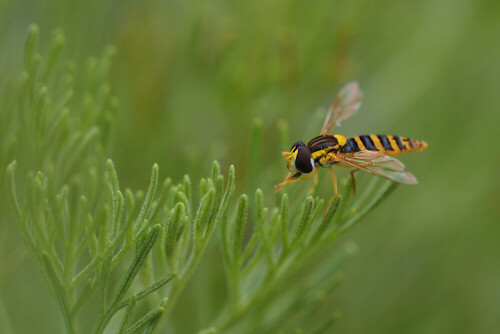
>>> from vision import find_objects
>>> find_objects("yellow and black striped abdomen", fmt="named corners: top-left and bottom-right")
top-left (341, 134), bottom-right (427, 156)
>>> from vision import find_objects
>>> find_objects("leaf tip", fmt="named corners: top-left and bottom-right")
top-left (152, 163), bottom-right (159, 174)
top-left (6, 160), bottom-right (17, 174)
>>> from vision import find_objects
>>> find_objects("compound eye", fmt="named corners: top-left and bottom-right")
top-left (295, 146), bottom-right (313, 173)
top-left (290, 141), bottom-right (303, 151)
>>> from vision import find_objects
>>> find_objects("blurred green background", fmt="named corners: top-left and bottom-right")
top-left (1, 0), bottom-right (500, 333)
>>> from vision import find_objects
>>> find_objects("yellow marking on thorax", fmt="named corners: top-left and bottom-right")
top-left (319, 152), bottom-right (339, 166)
top-left (311, 149), bottom-right (327, 159)
top-left (354, 137), bottom-right (366, 150)
top-left (311, 142), bottom-right (339, 159)
top-left (333, 134), bottom-right (346, 147)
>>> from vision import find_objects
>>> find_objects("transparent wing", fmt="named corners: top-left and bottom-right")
top-left (320, 81), bottom-right (363, 134)
top-left (337, 150), bottom-right (418, 184)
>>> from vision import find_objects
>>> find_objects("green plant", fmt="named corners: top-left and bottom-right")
top-left (4, 25), bottom-right (400, 334)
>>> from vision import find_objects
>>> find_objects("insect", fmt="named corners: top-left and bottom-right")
top-left (275, 81), bottom-right (427, 197)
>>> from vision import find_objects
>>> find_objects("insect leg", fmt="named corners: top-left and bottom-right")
top-left (328, 167), bottom-right (338, 195)
top-left (350, 168), bottom-right (360, 194)
top-left (323, 167), bottom-right (339, 219)
top-left (308, 167), bottom-right (320, 194)
top-left (275, 168), bottom-right (319, 192)
top-left (275, 172), bottom-right (296, 191)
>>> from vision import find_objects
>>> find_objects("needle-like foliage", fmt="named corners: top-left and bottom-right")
top-left (4, 25), bottom-right (401, 334)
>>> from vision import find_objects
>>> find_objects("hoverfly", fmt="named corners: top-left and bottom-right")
top-left (275, 81), bottom-right (427, 196)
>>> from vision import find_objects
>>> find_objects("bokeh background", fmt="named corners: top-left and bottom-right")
top-left (1, 0), bottom-right (500, 333)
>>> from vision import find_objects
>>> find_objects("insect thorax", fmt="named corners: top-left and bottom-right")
top-left (309, 133), bottom-right (346, 151)
top-left (307, 134), bottom-right (346, 167)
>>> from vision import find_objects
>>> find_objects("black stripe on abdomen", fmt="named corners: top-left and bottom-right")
top-left (393, 136), bottom-right (406, 150)
top-left (405, 138), bottom-right (414, 148)
top-left (360, 135), bottom-right (378, 151)
top-left (377, 135), bottom-right (394, 151)
top-left (344, 138), bottom-right (360, 153)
